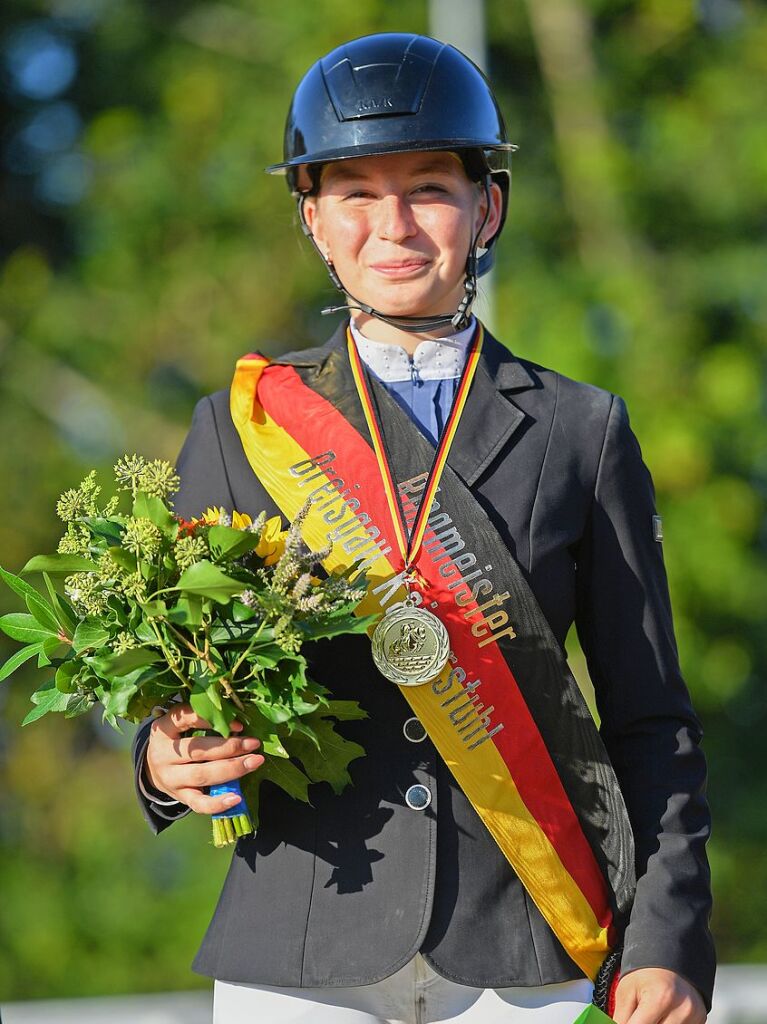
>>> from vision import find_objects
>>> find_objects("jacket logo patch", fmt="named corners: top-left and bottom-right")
top-left (652, 514), bottom-right (663, 542)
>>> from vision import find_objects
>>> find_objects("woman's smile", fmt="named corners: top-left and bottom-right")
top-left (369, 257), bottom-right (431, 278)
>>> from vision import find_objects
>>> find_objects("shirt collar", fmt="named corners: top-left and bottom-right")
top-left (349, 316), bottom-right (476, 382)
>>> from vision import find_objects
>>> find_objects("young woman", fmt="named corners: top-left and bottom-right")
top-left (132, 33), bottom-right (715, 1024)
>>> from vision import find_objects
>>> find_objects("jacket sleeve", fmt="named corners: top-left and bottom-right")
top-left (132, 718), bottom-right (193, 835)
top-left (132, 395), bottom-right (238, 834)
top-left (573, 393), bottom-right (716, 1011)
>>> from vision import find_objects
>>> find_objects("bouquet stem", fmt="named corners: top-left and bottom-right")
top-left (209, 779), bottom-right (254, 847)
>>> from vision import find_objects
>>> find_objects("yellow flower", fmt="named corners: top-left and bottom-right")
top-left (255, 515), bottom-right (288, 565)
top-left (232, 510), bottom-right (253, 529)
top-left (200, 506), bottom-right (226, 525)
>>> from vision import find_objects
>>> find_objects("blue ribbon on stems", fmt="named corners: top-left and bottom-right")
top-left (209, 779), bottom-right (254, 846)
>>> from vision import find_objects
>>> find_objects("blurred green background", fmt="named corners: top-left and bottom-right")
top-left (1, 0), bottom-right (765, 1001)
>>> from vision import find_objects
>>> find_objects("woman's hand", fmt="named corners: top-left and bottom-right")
top-left (145, 702), bottom-right (264, 813)
top-left (613, 967), bottom-right (707, 1024)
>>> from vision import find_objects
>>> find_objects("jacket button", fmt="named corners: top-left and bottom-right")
top-left (405, 784), bottom-right (432, 810)
top-left (403, 717), bottom-right (427, 743)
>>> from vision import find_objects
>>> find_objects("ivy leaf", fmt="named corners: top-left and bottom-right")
top-left (257, 756), bottom-right (311, 803)
top-left (101, 708), bottom-right (123, 733)
top-left (125, 687), bottom-right (170, 723)
top-left (288, 719), bottom-right (320, 749)
top-left (189, 680), bottom-right (237, 737)
top-left (237, 754), bottom-right (313, 831)
top-left (208, 621), bottom-right (271, 644)
top-left (132, 491), bottom-right (178, 539)
top-left (80, 516), bottom-right (124, 546)
top-left (64, 693), bottom-right (93, 718)
top-left (134, 620), bottom-right (158, 644)
top-left (21, 554), bottom-right (96, 575)
top-left (0, 613), bottom-right (58, 644)
top-left (166, 595), bottom-right (203, 628)
top-left (106, 548), bottom-right (137, 574)
top-left (252, 699), bottom-right (293, 724)
top-left (245, 658), bottom-right (307, 723)
top-left (207, 525), bottom-right (261, 561)
top-left (55, 660), bottom-right (80, 693)
top-left (100, 666), bottom-right (163, 718)
top-left (85, 647), bottom-right (161, 679)
top-left (237, 706), bottom-right (288, 757)
top-left (245, 642), bottom-right (287, 669)
top-left (296, 609), bottom-right (380, 641)
top-left (22, 681), bottom-right (70, 724)
top-left (290, 694), bottom-right (325, 716)
top-left (141, 599), bottom-right (168, 618)
top-left (322, 699), bottom-right (368, 722)
top-left (72, 619), bottom-right (111, 654)
top-left (289, 717), bottom-right (366, 794)
top-left (0, 641), bottom-right (46, 683)
top-left (176, 560), bottom-right (245, 604)
top-left (260, 734), bottom-right (289, 757)
top-left (232, 600), bottom-right (258, 623)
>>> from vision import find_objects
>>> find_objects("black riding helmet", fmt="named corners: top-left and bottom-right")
top-left (266, 33), bottom-right (518, 332)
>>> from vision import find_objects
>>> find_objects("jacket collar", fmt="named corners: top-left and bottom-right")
top-left (274, 319), bottom-right (539, 489)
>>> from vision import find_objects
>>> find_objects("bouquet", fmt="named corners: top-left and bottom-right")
top-left (0, 455), bottom-right (380, 847)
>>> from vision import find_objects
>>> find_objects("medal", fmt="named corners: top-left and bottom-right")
top-left (371, 580), bottom-right (452, 686)
top-left (347, 323), bottom-right (485, 686)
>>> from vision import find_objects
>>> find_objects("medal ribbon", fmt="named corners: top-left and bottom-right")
top-left (346, 323), bottom-right (484, 588)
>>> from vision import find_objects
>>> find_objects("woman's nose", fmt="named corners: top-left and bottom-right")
top-left (376, 194), bottom-right (417, 243)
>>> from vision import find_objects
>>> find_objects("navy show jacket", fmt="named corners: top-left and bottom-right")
top-left (131, 320), bottom-right (716, 1010)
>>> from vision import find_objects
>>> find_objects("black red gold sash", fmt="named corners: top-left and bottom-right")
top-left (229, 335), bottom-right (636, 980)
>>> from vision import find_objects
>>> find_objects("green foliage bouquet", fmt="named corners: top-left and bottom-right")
top-left (0, 455), bottom-right (379, 847)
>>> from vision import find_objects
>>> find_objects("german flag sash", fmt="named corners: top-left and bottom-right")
top-left (229, 327), bottom-right (636, 981)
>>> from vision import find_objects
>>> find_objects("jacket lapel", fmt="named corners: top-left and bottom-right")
top-left (274, 319), bottom-right (539, 490)
top-left (448, 326), bottom-right (538, 487)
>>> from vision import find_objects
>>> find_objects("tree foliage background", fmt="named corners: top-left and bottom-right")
top-left (0, 0), bottom-right (765, 1001)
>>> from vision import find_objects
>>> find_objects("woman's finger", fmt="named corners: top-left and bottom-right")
top-left (165, 752), bottom-right (265, 791)
top-left (178, 734), bottom-right (261, 763)
top-left (613, 986), bottom-right (639, 1024)
top-left (173, 788), bottom-right (247, 816)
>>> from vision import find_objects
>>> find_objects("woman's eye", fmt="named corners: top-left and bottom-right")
top-left (414, 184), bottom-right (447, 194)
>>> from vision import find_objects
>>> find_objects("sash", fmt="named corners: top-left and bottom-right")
top-left (229, 333), bottom-right (636, 981)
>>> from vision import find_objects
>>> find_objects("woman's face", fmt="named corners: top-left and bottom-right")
top-left (302, 150), bottom-right (503, 319)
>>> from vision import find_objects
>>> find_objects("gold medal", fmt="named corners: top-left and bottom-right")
top-left (372, 595), bottom-right (451, 686)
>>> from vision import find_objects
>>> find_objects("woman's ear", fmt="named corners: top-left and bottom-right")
top-left (302, 195), bottom-right (317, 234)
top-left (475, 181), bottom-right (504, 246)
top-left (302, 197), bottom-right (331, 260)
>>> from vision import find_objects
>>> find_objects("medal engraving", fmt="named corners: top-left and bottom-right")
top-left (372, 603), bottom-right (451, 686)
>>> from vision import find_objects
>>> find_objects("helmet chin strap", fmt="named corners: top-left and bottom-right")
top-left (297, 176), bottom-right (492, 335)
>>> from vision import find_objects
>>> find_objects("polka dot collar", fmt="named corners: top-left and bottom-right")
top-left (349, 316), bottom-right (476, 382)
